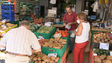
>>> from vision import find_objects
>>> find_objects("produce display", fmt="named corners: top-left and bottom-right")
top-left (0, 22), bottom-right (17, 32)
top-left (94, 55), bottom-right (112, 63)
top-left (53, 30), bottom-right (69, 37)
top-left (42, 38), bottom-right (67, 49)
top-left (37, 26), bottom-right (54, 34)
top-left (29, 23), bottom-right (41, 32)
top-left (38, 39), bottom-right (49, 46)
top-left (93, 49), bottom-right (110, 56)
top-left (93, 32), bottom-right (112, 43)
top-left (30, 52), bottom-right (59, 63)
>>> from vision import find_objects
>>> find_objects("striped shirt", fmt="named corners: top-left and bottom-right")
top-left (0, 26), bottom-right (41, 56)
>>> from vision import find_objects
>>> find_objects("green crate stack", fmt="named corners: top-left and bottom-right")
top-left (34, 26), bottom-right (56, 39)
top-left (42, 42), bottom-right (67, 59)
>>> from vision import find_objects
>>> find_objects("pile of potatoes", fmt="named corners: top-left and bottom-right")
top-left (93, 33), bottom-right (112, 44)
top-left (42, 38), bottom-right (67, 49)
top-left (94, 55), bottom-right (112, 63)
top-left (30, 52), bottom-right (59, 63)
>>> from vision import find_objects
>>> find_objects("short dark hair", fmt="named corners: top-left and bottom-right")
top-left (66, 5), bottom-right (72, 9)
top-left (19, 20), bottom-right (30, 26)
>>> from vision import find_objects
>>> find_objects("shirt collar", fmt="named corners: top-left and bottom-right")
top-left (67, 11), bottom-right (73, 15)
top-left (19, 26), bottom-right (27, 29)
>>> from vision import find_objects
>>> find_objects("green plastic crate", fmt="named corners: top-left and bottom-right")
top-left (42, 42), bottom-right (67, 58)
top-left (34, 26), bottom-right (56, 39)
top-left (10, 21), bottom-right (19, 27)
top-left (51, 33), bottom-right (70, 42)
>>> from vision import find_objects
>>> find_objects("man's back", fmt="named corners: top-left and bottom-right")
top-left (1, 26), bottom-right (40, 56)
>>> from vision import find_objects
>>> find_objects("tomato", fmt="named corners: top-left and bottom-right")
top-left (62, 34), bottom-right (67, 37)
top-left (65, 30), bottom-right (68, 33)
top-left (55, 32), bottom-right (59, 34)
top-left (59, 31), bottom-right (62, 33)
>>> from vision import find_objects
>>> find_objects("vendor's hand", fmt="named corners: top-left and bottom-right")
top-left (67, 23), bottom-right (72, 26)
top-left (63, 23), bottom-right (66, 26)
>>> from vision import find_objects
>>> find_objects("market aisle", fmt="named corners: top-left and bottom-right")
top-left (67, 52), bottom-right (89, 63)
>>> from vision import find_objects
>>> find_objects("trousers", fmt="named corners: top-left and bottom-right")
top-left (68, 31), bottom-right (75, 52)
top-left (5, 54), bottom-right (30, 63)
top-left (73, 41), bottom-right (89, 63)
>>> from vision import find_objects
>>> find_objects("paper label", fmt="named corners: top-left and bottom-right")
top-left (48, 53), bottom-right (57, 58)
top-left (1, 25), bottom-right (6, 29)
top-left (110, 51), bottom-right (112, 57)
top-left (99, 43), bottom-right (109, 50)
top-left (39, 36), bottom-right (44, 40)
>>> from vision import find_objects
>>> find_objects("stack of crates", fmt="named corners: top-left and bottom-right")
top-left (1, 4), bottom-right (15, 22)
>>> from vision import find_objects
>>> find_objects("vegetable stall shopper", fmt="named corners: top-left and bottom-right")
top-left (0, 20), bottom-right (41, 63)
top-left (63, 5), bottom-right (77, 53)
top-left (73, 12), bottom-right (90, 63)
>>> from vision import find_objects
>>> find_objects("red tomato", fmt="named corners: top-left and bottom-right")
top-left (59, 31), bottom-right (62, 33)
top-left (63, 34), bottom-right (67, 37)
top-left (65, 30), bottom-right (68, 33)
top-left (55, 32), bottom-right (59, 34)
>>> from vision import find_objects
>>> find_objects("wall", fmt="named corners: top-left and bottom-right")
top-left (76, 0), bottom-right (84, 14)
top-left (39, 0), bottom-right (48, 14)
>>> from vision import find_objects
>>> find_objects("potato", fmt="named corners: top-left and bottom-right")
top-left (50, 56), bottom-right (55, 61)
top-left (42, 55), bottom-right (48, 60)
top-left (37, 57), bottom-right (41, 61)
top-left (50, 61), bottom-right (55, 63)
top-left (33, 57), bottom-right (38, 61)
top-left (42, 61), bottom-right (46, 63)
top-left (93, 39), bottom-right (97, 43)
top-left (30, 55), bottom-right (35, 60)
top-left (103, 60), bottom-right (111, 63)
top-left (99, 55), bottom-right (106, 60)
top-left (110, 40), bottom-right (112, 44)
top-left (55, 57), bottom-right (59, 62)
top-left (35, 61), bottom-right (38, 63)
top-left (43, 45), bottom-right (48, 47)
top-left (105, 39), bottom-right (108, 42)
top-left (44, 58), bottom-right (50, 62)
top-left (94, 57), bottom-right (101, 63)
top-left (61, 42), bottom-right (66, 44)
top-left (53, 47), bottom-right (61, 49)
top-left (38, 61), bottom-right (42, 63)
top-left (107, 56), bottom-right (112, 61)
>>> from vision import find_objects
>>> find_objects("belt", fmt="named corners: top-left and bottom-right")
top-left (8, 52), bottom-right (27, 56)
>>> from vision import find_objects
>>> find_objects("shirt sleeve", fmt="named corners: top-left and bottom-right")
top-left (0, 32), bottom-right (9, 46)
top-left (63, 13), bottom-right (66, 21)
top-left (31, 33), bottom-right (41, 50)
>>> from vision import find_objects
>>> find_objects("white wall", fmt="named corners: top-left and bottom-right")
top-left (76, 0), bottom-right (84, 14)
top-left (39, 0), bottom-right (48, 14)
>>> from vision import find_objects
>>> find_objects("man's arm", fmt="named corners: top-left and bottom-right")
top-left (32, 48), bottom-right (41, 53)
top-left (0, 32), bottom-right (9, 48)
top-left (31, 34), bottom-right (41, 53)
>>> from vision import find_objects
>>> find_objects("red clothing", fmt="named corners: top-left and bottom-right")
top-left (63, 11), bottom-right (77, 31)
top-left (73, 41), bottom-right (89, 63)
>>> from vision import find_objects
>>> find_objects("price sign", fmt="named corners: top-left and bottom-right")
top-left (38, 36), bottom-right (44, 40)
top-left (99, 43), bottom-right (109, 50)
top-left (110, 51), bottom-right (112, 57)
top-left (48, 53), bottom-right (57, 58)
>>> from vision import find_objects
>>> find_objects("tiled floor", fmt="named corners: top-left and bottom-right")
top-left (67, 52), bottom-right (89, 63)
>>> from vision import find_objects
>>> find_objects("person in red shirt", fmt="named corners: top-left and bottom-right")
top-left (63, 5), bottom-right (77, 53)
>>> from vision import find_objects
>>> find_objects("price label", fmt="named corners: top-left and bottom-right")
top-left (99, 43), bottom-right (109, 50)
top-left (48, 53), bottom-right (57, 58)
top-left (38, 36), bottom-right (44, 40)
top-left (110, 51), bottom-right (112, 57)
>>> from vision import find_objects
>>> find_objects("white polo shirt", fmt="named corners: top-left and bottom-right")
top-left (0, 26), bottom-right (41, 56)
